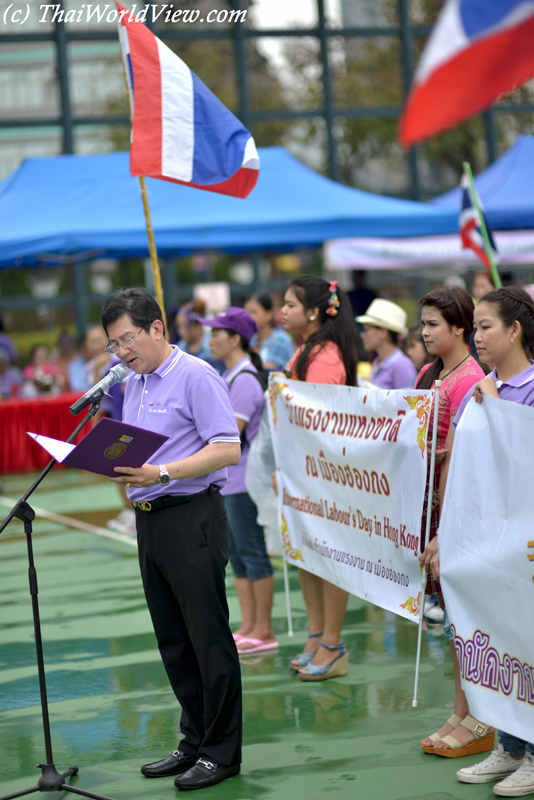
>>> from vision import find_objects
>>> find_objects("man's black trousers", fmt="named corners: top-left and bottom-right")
top-left (135, 488), bottom-right (242, 767)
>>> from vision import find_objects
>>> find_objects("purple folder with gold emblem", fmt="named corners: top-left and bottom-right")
top-left (27, 417), bottom-right (169, 477)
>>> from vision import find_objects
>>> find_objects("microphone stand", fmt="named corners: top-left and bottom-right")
top-left (0, 399), bottom-right (118, 800)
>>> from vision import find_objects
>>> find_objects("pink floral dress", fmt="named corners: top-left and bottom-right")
top-left (417, 357), bottom-right (485, 593)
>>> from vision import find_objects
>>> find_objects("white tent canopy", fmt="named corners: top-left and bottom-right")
top-left (325, 230), bottom-right (534, 272)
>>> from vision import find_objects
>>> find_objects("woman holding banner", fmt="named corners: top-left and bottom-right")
top-left (404, 322), bottom-right (435, 378)
top-left (430, 288), bottom-right (534, 793)
top-left (415, 286), bottom-right (487, 756)
top-left (279, 276), bottom-right (358, 680)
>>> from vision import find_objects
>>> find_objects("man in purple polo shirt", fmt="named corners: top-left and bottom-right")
top-left (100, 288), bottom-right (242, 791)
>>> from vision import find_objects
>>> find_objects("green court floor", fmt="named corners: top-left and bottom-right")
top-left (0, 469), bottom-right (495, 800)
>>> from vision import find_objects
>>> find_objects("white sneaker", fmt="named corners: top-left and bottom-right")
top-left (457, 745), bottom-right (523, 784)
top-left (494, 752), bottom-right (534, 796)
top-left (121, 521), bottom-right (138, 537)
top-left (424, 604), bottom-right (445, 623)
top-left (106, 509), bottom-right (135, 532)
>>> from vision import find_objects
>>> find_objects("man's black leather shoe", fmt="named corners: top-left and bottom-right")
top-left (141, 749), bottom-right (197, 778)
top-left (174, 758), bottom-right (240, 790)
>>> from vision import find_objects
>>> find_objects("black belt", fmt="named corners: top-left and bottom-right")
top-left (132, 486), bottom-right (216, 512)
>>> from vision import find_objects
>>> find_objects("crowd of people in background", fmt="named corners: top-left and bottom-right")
top-left (162, 272), bottom-right (534, 796)
top-left (2, 269), bottom-right (534, 403)
top-left (2, 267), bottom-right (534, 794)
top-left (0, 320), bottom-right (121, 399)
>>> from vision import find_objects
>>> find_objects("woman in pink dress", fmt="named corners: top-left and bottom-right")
top-left (416, 286), bottom-right (490, 758)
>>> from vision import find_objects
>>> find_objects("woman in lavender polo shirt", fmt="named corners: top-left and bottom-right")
top-left (202, 307), bottom-right (278, 657)
top-left (430, 288), bottom-right (534, 790)
top-left (357, 298), bottom-right (417, 389)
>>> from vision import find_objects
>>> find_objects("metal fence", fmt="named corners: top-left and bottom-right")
top-left (3, 0), bottom-right (534, 195)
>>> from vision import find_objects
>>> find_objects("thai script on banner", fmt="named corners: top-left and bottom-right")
top-left (439, 398), bottom-right (534, 744)
top-left (268, 377), bottom-right (432, 622)
top-left (285, 401), bottom-right (407, 443)
top-left (299, 529), bottom-right (411, 587)
top-left (452, 627), bottom-right (534, 706)
top-left (305, 453), bottom-right (391, 497)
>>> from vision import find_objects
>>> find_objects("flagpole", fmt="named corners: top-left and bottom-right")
top-left (118, 26), bottom-right (168, 335)
top-left (412, 380), bottom-right (441, 708)
top-left (282, 556), bottom-right (294, 637)
top-left (137, 175), bottom-right (167, 332)
top-left (463, 161), bottom-right (502, 289)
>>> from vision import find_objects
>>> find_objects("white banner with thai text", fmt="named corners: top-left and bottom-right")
top-left (440, 398), bottom-right (534, 743)
top-left (268, 377), bottom-right (432, 622)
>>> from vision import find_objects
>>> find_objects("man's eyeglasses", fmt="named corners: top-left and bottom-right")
top-left (105, 328), bottom-right (143, 354)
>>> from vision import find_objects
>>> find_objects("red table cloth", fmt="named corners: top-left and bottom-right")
top-left (0, 392), bottom-right (89, 474)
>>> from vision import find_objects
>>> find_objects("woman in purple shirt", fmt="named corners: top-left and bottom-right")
top-left (204, 307), bottom-right (278, 657)
top-left (429, 288), bottom-right (534, 785)
top-left (357, 298), bottom-right (417, 389)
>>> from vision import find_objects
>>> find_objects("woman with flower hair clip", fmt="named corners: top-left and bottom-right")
top-left (282, 277), bottom-right (357, 386)
top-left (277, 275), bottom-right (358, 680)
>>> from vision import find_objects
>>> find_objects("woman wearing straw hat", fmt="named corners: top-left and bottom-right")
top-left (356, 298), bottom-right (417, 389)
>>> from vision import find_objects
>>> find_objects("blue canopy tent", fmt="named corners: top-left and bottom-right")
top-left (0, 147), bottom-right (459, 267)
top-left (432, 135), bottom-right (534, 229)
top-left (327, 136), bottom-right (534, 272)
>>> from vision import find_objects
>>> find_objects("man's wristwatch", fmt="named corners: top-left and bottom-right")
top-left (157, 465), bottom-right (171, 486)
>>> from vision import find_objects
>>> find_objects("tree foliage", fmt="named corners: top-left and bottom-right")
top-left (282, 0), bottom-right (534, 194)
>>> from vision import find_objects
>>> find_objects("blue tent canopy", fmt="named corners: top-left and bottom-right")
top-left (0, 147), bottom-right (458, 267)
top-left (432, 135), bottom-right (534, 230)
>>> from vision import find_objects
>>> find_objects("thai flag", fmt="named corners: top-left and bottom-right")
top-left (400, 0), bottom-right (534, 147)
top-left (459, 170), bottom-right (499, 269)
top-left (116, 2), bottom-right (259, 198)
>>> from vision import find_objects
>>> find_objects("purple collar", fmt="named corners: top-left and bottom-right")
top-left (489, 361), bottom-right (534, 388)
top-left (131, 345), bottom-right (183, 381)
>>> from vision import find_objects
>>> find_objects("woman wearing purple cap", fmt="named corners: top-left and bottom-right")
top-left (426, 288), bottom-right (534, 785)
top-left (202, 307), bottom-right (278, 656)
top-left (175, 299), bottom-right (225, 374)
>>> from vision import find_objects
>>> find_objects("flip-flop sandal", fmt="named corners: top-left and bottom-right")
top-left (237, 638), bottom-right (279, 656)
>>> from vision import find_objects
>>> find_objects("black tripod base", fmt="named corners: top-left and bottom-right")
top-left (1, 762), bottom-right (117, 800)
top-left (38, 762), bottom-right (78, 792)
top-left (0, 403), bottom-right (119, 800)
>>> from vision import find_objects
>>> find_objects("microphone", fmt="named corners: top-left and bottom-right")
top-left (70, 362), bottom-right (132, 415)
